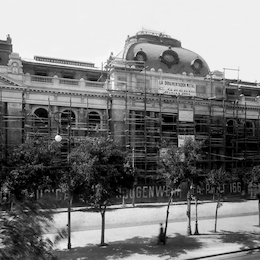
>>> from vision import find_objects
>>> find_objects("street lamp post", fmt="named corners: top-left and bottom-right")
top-left (54, 110), bottom-right (72, 250)
top-left (55, 131), bottom-right (71, 249)
top-left (194, 184), bottom-right (199, 235)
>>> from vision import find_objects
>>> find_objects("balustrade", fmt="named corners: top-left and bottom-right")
top-left (31, 75), bottom-right (53, 83)
top-left (27, 75), bottom-right (105, 89)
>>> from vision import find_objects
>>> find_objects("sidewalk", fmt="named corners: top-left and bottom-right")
top-left (48, 200), bottom-right (260, 259)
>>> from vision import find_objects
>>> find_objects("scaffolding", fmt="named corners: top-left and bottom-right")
top-left (0, 87), bottom-right (3, 162)
top-left (105, 60), bottom-right (260, 183)
top-left (1, 64), bottom-right (260, 185)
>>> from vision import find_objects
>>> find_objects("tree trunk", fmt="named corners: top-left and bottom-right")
top-left (100, 204), bottom-right (107, 246)
top-left (122, 189), bottom-right (126, 207)
top-left (214, 196), bottom-right (220, 233)
top-left (122, 196), bottom-right (125, 207)
top-left (164, 192), bottom-right (173, 243)
top-left (212, 187), bottom-right (216, 202)
top-left (187, 190), bottom-right (192, 236)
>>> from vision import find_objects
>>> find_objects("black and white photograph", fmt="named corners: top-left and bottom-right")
top-left (1, 0), bottom-right (260, 259)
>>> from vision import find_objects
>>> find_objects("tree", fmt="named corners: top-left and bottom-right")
top-left (244, 165), bottom-right (260, 226)
top-left (158, 144), bottom-right (185, 242)
top-left (207, 167), bottom-right (230, 232)
top-left (181, 138), bottom-right (204, 235)
top-left (0, 197), bottom-right (66, 260)
top-left (159, 137), bottom-right (204, 238)
top-left (69, 136), bottom-right (135, 246)
top-left (0, 135), bottom-right (67, 259)
top-left (3, 135), bottom-right (62, 201)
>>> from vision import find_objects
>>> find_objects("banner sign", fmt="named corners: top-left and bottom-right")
top-left (158, 80), bottom-right (196, 96)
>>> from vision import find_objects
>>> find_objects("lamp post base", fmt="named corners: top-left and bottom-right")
top-left (194, 222), bottom-right (199, 235)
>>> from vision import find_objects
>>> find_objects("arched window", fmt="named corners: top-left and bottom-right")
top-left (245, 120), bottom-right (254, 136)
top-left (34, 108), bottom-right (49, 128)
top-left (134, 50), bottom-right (147, 65)
top-left (87, 111), bottom-right (101, 130)
top-left (61, 110), bottom-right (76, 127)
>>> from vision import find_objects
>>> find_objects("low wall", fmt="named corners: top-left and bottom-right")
top-left (1, 180), bottom-right (256, 207)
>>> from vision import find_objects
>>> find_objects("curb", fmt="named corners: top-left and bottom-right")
top-left (59, 199), bottom-right (249, 213)
top-left (187, 246), bottom-right (260, 259)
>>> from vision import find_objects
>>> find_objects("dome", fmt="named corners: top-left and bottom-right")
top-left (122, 30), bottom-right (210, 77)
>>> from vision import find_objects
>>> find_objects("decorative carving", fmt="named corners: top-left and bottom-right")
top-left (7, 53), bottom-right (23, 74)
top-left (54, 93), bottom-right (58, 101)
top-left (6, 34), bottom-right (12, 44)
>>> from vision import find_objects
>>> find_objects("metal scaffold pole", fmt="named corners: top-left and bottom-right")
top-left (0, 87), bottom-right (3, 163)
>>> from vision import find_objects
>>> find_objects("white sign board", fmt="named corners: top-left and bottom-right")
top-left (178, 135), bottom-right (195, 147)
top-left (158, 80), bottom-right (196, 96)
top-left (179, 110), bottom-right (194, 122)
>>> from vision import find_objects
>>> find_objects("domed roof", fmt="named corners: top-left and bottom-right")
top-left (122, 30), bottom-right (210, 77)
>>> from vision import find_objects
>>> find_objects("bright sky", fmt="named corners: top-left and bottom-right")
top-left (1, 0), bottom-right (260, 82)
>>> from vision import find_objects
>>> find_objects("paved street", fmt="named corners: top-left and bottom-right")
top-left (45, 199), bottom-right (260, 259)
top-left (207, 250), bottom-right (260, 260)
top-left (49, 199), bottom-right (259, 233)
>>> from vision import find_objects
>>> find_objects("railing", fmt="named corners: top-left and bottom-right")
top-left (85, 81), bottom-right (104, 88)
top-left (59, 79), bottom-right (79, 86)
top-left (31, 75), bottom-right (53, 83)
top-left (27, 75), bottom-right (105, 88)
top-left (245, 96), bottom-right (257, 102)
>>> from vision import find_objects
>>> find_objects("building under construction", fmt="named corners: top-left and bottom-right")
top-left (1, 31), bottom-right (260, 202)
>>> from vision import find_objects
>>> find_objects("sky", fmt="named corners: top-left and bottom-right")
top-left (1, 0), bottom-right (260, 82)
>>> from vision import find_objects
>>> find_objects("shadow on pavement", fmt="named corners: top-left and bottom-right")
top-left (54, 233), bottom-right (204, 260)
top-left (195, 232), bottom-right (220, 236)
top-left (130, 204), bottom-right (167, 209)
top-left (218, 230), bottom-right (260, 251)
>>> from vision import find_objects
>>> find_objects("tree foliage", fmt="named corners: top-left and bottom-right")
top-left (245, 165), bottom-right (260, 201)
top-left (3, 135), bottom-right (62, 200)
top-left (244, 165), bottom-right (260, 185)
top-left (0, 198), bottom-right (66, 260)
top-left (0, 136), bottom-right (67, 259)
top-left (158, 137), bottom-right (204, 189)
top-left (206, 167), bottom-right (230, 232)
top-left (69, 136), bottom-right (135, 206)
top-left (69, 136), bottom-right (135, 245)
top-left (158, 138), bottom-right (204, 236)
top-left (207, 167), bottom-right (230, 194)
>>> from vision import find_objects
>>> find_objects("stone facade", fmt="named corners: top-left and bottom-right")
top-left (1, 31), bottom-right (260, 201)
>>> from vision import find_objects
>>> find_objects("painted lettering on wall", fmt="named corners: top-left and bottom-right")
top-left (204, 182), bottom-right (241, 194)
top-left (120, 185), bottom-right (181, 199)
